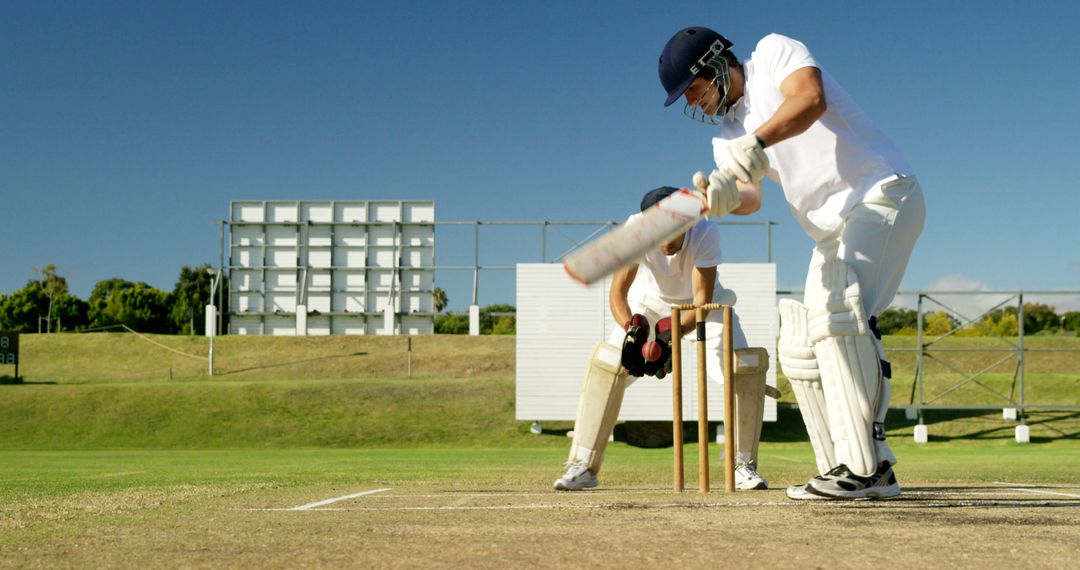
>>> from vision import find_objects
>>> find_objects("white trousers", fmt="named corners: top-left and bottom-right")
top-left (804, 175), bottom-right (925, 316)
top-left (801, 175), bottom-right (924, 473)
top-left (608, 286), bottom-right (747, 387)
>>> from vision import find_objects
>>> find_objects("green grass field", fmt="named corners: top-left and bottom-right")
top-left (1, 333), bottom-right (1078, 568)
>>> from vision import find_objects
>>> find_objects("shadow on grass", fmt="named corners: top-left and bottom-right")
top-left (217, 352), bottom-right (369, 376)
top-left (0, 375), bottom-right (56, 385)
top-left (1027, 411), bottom-right (1080, 440)
top-left (594, 405), bottom-right (1080, 448)
top-left (764, 405), bottom-right (1080, 443)
top-left (0, 374), bottom-right (60, 385)
top-left (903, 409), bottom-right (1080, 442)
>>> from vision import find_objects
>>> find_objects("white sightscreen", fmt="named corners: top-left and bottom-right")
top-left (515, 263), bottom-right (777, 422)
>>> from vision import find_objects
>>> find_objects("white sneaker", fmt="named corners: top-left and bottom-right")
top-left (734, 463), bottom-right (768, 490)
top-left (805, 462), bottom-right (901, 499)
top-left (553, 459), bottom-right (598, 491)
top-left (786, 483), bottom-right (829, 500)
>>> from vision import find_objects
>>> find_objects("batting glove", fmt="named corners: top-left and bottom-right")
top-left (693, 170), bottom-right (741, 218)
top-left (723, 134), bottom-right (769, 184)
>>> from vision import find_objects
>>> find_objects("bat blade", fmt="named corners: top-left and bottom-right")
top-left (563, 188), bottom-right (707, 285)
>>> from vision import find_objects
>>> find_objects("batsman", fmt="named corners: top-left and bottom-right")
top-left (554, 186), bottom-right (773, 492)
top-left (658, 27), bottom-right (926, 499)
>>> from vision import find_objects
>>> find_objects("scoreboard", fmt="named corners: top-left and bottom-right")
top-left (1, 332), bottom-right (18, 382)
top-left (0, 332), bottom-right (16, 365)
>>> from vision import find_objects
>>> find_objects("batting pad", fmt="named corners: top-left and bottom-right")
top-left (568, 342), bottom-right (629, 474)
top-left (733, 347), bottom-right (769, 467)
top-left (778, 299), bottom-right (836, 475)
top-left (808, 259), bottom-right (893, 477)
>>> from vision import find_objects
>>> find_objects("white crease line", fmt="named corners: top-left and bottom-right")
top-left (299, 501), bottom-right (802, 512)
top-left (364, 490), bottom-right (658, 499)
top-left (291, 488), bottom-right (393, 511)
top-left (992, 481), bottom-right (1080, 490)
top-left (1002, 488), bottom-right (1080, 499)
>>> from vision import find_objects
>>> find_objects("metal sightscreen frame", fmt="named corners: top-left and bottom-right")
top-left (224, 200), bottom-right (435, 335)
top-left (220, 216), bottom-right (777, 334)
top-left (905, 290), bottom-right (1080, 424)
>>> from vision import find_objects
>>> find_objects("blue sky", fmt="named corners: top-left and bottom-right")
top-left (4, 0), bottom-right (1079, 314)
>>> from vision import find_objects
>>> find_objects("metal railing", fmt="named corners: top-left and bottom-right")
top-left (906, 290), bottom-right (1080, 421)
top-left (777, 289), bottom-right (1080, 420)
top-left (432, 219), bottom-right (777, 305)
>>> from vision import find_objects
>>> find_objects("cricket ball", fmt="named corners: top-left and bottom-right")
top-left (642, 341), bottom-right (662, 362)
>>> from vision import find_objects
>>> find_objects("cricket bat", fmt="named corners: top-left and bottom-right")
top-left (563, 187), bottom-right (708, 285)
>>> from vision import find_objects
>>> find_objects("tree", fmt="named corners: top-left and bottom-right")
top-left (876, 308), bottom-right (917, 335)
top-left (983, 308), bottom-right (1019, 337)
top-left (51, 292), bottom-right (89, 331)
top-left (433, 304), bottom-right (516, 334)
top-left (490, 316), bottom-right (516, 335)
top-left (480, 304), bottom-right (515, 334)
top-left (88, 279), bottom-right (174, 333)
top-left (1022, 302), bottom-right (1059, 335)
top-left (170, 264), bottom-right (214, 335)
top-left (433, 287), bottom-right (448, 313)
top-left (924, 311), bottom-right (958, 336)
top-left (1062, 311), bottom-right (1080, 335)
top-left (113, 283), bottom-right (173, 333)
top-left (88, 278), bottom-right (136, 329)
top-left (434, 313), bottom-right (469, 334)
top-left (35, 264), bottom-right (69, 333)
top-left (0, 283), bottom-right (47, 332)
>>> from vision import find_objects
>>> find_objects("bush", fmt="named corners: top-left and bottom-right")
top-left (1063, 312), bottom-right (1080, 334)
top-left (876, 308), bottom-right (917, 335)
top-left (434, 304), bottom-right (517, 335)
top-left (434, 314), bottom-right (470, 334)
top-left (490, 316), bottom-right (516, 335)
top-left (924, 311), bottom-right (958, 336)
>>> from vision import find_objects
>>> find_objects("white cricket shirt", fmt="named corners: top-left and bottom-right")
top-left (624, 215), bottom-right (722, 301)
top-left (714, 33), bottom-right (912, 241)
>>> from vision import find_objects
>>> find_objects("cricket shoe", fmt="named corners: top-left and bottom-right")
top-left (734, 463), bottom-right (768, 490)
top-left (805, 462), bottom-right (901, 499)
top-left (553, 459), bottom-right (598, 491)
top-left (786, 483), bottom-right (830, 500)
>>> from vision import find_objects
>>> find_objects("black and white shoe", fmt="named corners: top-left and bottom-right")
top-left (805, 462), bottom-right (900, 499)
top-left (786, 483), bottom-right (830, 500)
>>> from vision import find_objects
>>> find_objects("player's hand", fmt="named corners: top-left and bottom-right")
top-left (723, 134), bottom-right (769, 184)
top-left (693, 169), bottom-right (741, 218)
top-left (642, 317), bottom-right (674, 379)
top-left (620, 314), bottom-right (650, 377)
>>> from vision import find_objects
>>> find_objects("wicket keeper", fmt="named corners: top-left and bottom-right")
top-left (554, 186), bottom-right (771, 491)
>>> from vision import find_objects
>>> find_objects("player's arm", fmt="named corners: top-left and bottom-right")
top-left (609, 263), bottom-right (639, 330)
top-left (751, 66), bottom-right (827, 147)
top-left (675, 265), bottom-right (718, 336)
top-left (730, 180), bottom-right (762, 215)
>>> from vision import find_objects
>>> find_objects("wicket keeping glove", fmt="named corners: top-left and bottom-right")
top-left (723, 134), bottom-right (769, 184)
top-left (642, 317), bottom-right (674, 379)
top-left (620, 314), bottom-right (650, 377)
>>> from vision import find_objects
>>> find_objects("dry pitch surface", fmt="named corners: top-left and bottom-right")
top-left (6, 481), bottom-right (1079, 569)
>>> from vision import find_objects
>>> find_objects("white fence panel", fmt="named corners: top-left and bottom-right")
top-left (516, 263), bottom-right (777, 422)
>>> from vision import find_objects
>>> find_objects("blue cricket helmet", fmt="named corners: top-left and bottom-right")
top-left (658, 27), bottom-right (733, 107)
